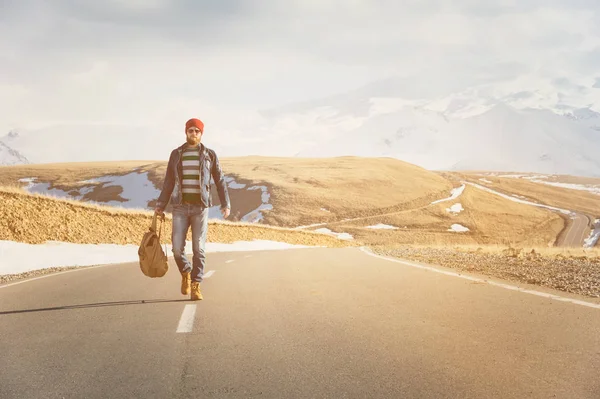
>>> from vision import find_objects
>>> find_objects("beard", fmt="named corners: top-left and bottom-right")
top-left (186, 136), bottom-right (200, 146)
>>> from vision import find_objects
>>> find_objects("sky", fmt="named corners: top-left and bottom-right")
top-left (1, 0), bottom-right (600, 134)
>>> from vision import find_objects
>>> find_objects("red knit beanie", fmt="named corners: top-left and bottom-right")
top-left (185, 118), bottom-right (204, 132)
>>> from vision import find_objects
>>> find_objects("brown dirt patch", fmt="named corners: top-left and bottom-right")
top-left (0, 188), bottom-right (356, 249)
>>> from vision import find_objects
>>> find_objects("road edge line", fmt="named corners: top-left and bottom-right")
top-left (358, 246), bottom-right (600, 310)
top-left (0, 264), bottom-right (110, 290)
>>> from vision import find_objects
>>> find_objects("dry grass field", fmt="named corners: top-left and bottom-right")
top-left (0, 186), bottom-right (354, 248)
top-left (175, 156), bottom-right (455, 227)
top-left (456, 172), bottom-right (600, 218)
top-left (0, 161), bottom-right (156, 190)
top-left (314, 184), bottom-right (565, 247)
top-left (2, 157), bottom-right (597, 249)
top-left (0, 155), bottom-right (459, 227)
top-left (0, 156), bottom-right (454, 227)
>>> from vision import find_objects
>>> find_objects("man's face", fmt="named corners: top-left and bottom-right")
top-left (186, 127), bottom-right (202, 146)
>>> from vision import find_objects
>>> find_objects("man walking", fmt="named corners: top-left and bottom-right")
top-left (155, 118), bottom-right (231, 300)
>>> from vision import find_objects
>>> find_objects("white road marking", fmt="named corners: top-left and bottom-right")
top-left (359, 247), bottom-right (600, 310)
top-left (244, 255), bottom-right (252, 258)
top-left (0, 264), bottom-right (107, 289)
top-left (204, 270), bottom-right (215, 278)
top-left (176, 304), bottom-right (197, 333)
top-left (225, 260), bottom-right (235, 264)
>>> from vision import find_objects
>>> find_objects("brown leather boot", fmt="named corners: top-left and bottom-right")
top-left (191, 282), bottom-right (203, 301)
top-left (181, 272), bottom-right (191, 295)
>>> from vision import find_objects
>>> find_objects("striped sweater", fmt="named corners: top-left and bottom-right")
top-left (181, 146), bottom-right (202, 204)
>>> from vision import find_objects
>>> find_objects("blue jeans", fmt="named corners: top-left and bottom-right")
top-left (171, 204), bottom-right (208, 283)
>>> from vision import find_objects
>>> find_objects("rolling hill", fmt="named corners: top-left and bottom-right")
top-left (2, 156), bottom-right (599, 248)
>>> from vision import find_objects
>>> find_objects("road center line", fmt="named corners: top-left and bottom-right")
top-left (359, 247), bottom-right (600, 310)
top-left (225, 260), bottom-right (235, 264)
top-left (176, 304), bottom-right (197, 333)
top-left (204, 270), bottom-right (215, 278)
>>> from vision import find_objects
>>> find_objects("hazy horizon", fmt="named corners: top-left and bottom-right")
top-left (2, 0), bottom-right (600, 134)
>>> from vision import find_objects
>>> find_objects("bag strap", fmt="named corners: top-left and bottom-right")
top-left (159, 214), bottom-right (165, 235)
top-left (151, 212), bottom-right (166, 233)
top-left (161, 216), bottom-right (168, 254)
top-left (155, 213), bottom-right (168, 255)
top-left (151, 213), bottom-right (157, 232)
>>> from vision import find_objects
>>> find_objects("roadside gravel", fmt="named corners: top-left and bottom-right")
top-left (371, 246), bottom-right (600, 298)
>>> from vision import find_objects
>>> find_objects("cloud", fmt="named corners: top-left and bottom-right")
top-left (1, 0), bottom-right (599, 132)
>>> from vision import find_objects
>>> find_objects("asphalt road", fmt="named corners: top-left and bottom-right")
top-left (1, 247), bottom-right (600, 399)
top-left (558, 213), bottom-right (592, 247)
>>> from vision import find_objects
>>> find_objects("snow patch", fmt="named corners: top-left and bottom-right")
top-left (498, 174), bottom-right (550, 180)
top-left (314, 228), bottom-right (353, 240)
top-left (584, 220), bottom-right (600, 248)
top-left (366, 223), bottom-right (399, 230)
top-left (225, 176), bottom-right (246, 189)
top-left (75, 171), bottom-right (162, 209)
top-left (0, 239), bottom-right (320, 276)
top-left (529, 180), bottom-right (600, 196)
top-left (208, 205), bottom-right (227, 219)
top-left (19, 173), bottom-right (273, 223)
top-left (446, 203), bottom-right (464, 214)
top-left (295, 222), bottom-right (328, 229)
top-left (449, 224), bottom-right (470, 232)
top-left (466, 181), bottom-right (573, 215)
top-left (431, 184), bottom-right (466, 205)
top-left (19, 171), bottom-right (161, 210)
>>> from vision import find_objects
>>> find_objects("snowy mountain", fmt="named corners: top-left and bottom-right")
top-left (3, 75), bottom-right (600, 177)
top-left (562, 107), bottom-right (600, 131)
top-left (259, 75), bottom-right (600, 177)
top-left (445, 104), bottom-right (600, 176)
top-left (0, 138), bottom-right (29, 165)
top-left (293, 103), bottom-right (600, 177)
top-left (0, 125), bottom-right (185, 164)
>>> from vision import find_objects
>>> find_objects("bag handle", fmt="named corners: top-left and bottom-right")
top-left (161, 215), bottom-right (167, 254)
top-left (151, 212), bottom-right (166, 233)
top-left (152, 212), bottom-right (168, 255)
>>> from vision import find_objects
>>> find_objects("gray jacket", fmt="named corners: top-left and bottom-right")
top-left (155, 143), bottom-right (230, 211)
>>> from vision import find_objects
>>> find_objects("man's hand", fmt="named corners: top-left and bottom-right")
top-left (155, 207), bottom-right (164, 216)
top-left (221, 207), bottom-right (230, 219)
